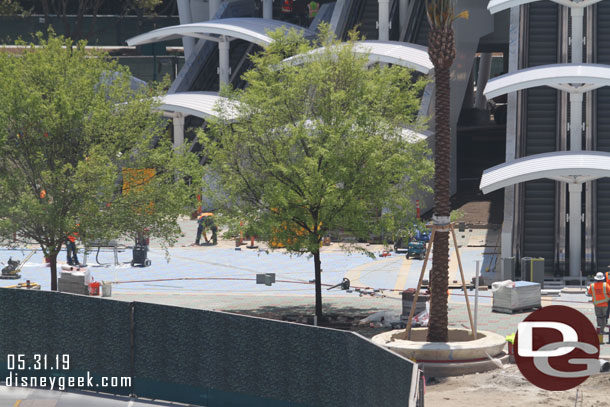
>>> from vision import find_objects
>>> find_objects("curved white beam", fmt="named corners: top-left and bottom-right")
top-left (282, 40), bottom-right (433, 74)
top-left (126, 18), bottom-right (316, 48)
top-left (480, 152), bottom-right (610, 194)
top-left (156, 92), bottom-right (239, 121)
top-left (483, 64), bottom-right (610, 98)
top-left (488, 0), bottom-right (603, 14)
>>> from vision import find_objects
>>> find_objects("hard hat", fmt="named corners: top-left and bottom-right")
top-left (595, 272), bottom-right (605, 281)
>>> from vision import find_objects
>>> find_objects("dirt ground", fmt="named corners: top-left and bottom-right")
top-left (425, 364), bottom-right (610, 406)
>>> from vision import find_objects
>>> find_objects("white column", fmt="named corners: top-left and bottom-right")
top-left (173, 114), bottom-right (185, 149)
top-left (569, 183), bottom-right (583, 278)
top-left (475, 53), bottom-right (492, 110)
top-left (378, 0), bottom-right (390, 41)
top-left (571, 7), bottom-right (584, 64)
top-left (218, 38), bottom-right (230, 85)
top-left (177, 0), bottom-right (195, 60)
top-left (263, 0), bottom-right (273, 19)
top-left (210, 0), bottom-right (221, 19)
top-left (399, 0), bottom-right (409, 35)
top-left (570, 92), bottom-right (583, 151)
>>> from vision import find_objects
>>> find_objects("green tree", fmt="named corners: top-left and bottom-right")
top-left (426, 0), bottom-right (468, 342)
top-left (0, 34), bottom-right (203, 290)
top-left (203, 26), bottom-right (433, 320)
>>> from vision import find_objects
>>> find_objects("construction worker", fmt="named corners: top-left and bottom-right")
top-left (203, 213), bottom-right (218, 245)
top-left (282, 0), bottom-right (294, 14)
top-left (195, 213), bottom-right (209, 245)
top-left (308, 1), bottom-right (319, 21)
top-left (65, 232), bottom-right (79, 266)
top-left (587, 272), bottom-right (610, 329)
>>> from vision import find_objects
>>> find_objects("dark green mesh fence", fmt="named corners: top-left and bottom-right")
top-left (0, 289), bottom-right (417, 406)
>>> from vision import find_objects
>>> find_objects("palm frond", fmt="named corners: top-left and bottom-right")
top-left (426, 0), bottom-right (468, 29)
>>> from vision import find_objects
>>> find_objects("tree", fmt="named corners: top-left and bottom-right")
top-left (425, 0), bottom-right (468, 342)
top-left (203, 26), bottom-right (433, 321)
top-left (0, 33), bottom-right (203, 290)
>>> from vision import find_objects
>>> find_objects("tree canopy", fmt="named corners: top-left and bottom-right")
top-left (203, 26), bottom-right (433, 319)
top-left (0, 33), bottom-right (203, 290)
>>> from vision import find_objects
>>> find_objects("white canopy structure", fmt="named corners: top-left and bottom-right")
top-left (483, 64), bottom-right (610, 99)
top-left (282, 41), bottom-right (434, 74)
top-left (488, 0), bottom-right (602, 14)
top-left (155, 91), bottom-right (238, 148)
top-left (481, 151), bottom-right (610, 278)
top-left (126, 18), bottom-right (315, 48)
top-left (157, 92), bottom-right (238, 122)
top-left (126, 18), bottom-right (316, 85)
top-left (480, 152), bottom-right (610, 194)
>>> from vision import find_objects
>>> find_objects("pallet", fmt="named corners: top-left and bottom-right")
top-left (492, 305), bottom-right (541, 314)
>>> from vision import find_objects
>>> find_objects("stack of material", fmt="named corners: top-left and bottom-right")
top-left (492, 280), bottom-right (541, 313)
top-left (58, 269), bottom-right (91, 295)
top-left (401, 289), bottom-right (429, 321)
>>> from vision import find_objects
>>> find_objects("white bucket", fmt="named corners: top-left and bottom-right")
top-left (101, 282), bottom-right (112, 297)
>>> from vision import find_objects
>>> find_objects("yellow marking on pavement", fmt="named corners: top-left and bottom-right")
top-left (13, 400), bottom-right (21, 407)
top-left (393, 256), bottom-right (413, 292)
top-left (344, 256), bottom-right (398, 289)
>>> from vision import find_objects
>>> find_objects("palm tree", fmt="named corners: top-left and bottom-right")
top-left (426, 0), bottom-right (467, 342)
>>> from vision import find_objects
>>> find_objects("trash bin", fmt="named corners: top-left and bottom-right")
top-left (101, 281), bottom-right (112, 297)
top-left (88, 281), bottom-right (101, 296)
top-left (520, 257), bottom-right (544, 287)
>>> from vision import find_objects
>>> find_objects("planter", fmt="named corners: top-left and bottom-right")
top-left (372, 328), bottom-right (507, 377)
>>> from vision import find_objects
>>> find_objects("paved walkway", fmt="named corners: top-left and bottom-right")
top-left (1, 220), bottom-right (608, 358)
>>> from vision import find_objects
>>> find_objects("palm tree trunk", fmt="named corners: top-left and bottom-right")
top-left (427, 25), bottom-right (455, 343)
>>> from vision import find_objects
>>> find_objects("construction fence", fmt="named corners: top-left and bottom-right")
top-left (0, 288), bottom-right (421, 407)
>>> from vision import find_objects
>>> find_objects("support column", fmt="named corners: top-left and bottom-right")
top-left (475, 53), bottom-right (492, 110)
top-left (173, 114), bottom-right (185, 149)
top-left (263, 0), bottom-right (273, 19)
top-left (571, 7), bottom-right (584, 64)
top-left (177, 0), bottom-right (195, 60)
top-left (569, 183), bottom-right (583, 278)
top-left (218, 38), bottom-right (230, 85)
top-left (210, 0), bottom-right (221, 19)
top-left (399, 0), bottom-right (409, 35)
top-left (378, 0), bottom-right (390, 41)
top-left (570, 92), bottom-right (583, 151)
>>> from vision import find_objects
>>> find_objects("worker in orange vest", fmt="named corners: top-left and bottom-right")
top-left (282, 0), bottom-right (294, 13)
top-left (588, 272), bottom-right (610, 329)
top-left (66, 231), bottom-right (80, 266)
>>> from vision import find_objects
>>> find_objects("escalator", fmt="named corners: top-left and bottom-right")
top-left (402, 1), bottom-right (429, 46)
top-left (341, 0), bottom-right (400, 41)
top-left (595, 1), bottom-right (610, 271)
top-left (520, 2), bottom-right (560, 276)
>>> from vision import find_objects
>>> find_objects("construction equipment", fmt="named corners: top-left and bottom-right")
top-left (4, 280), bottom-right (40, 289)
top-left (0, 250), bottom-right (36, 279)
top-left (406, 241), bottom-right (425, 260)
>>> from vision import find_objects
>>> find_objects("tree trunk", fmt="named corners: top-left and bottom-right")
top-left (49, 251), bottom-right (59, 291)
top-left (313, 250), bottom-right (323, 321)
top-left (427, 25), bottom-right (455, 343)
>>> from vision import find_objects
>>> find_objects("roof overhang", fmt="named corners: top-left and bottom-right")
top-left (126, 18), bottom-right (316, 47)
top-left (156, 92), bottom-right (239, 121)
top-left (480, 151), bottom-right (610, 194)
top-left (483, 64), bottom-right (610, 98)
top-left (488, 0), bottom-right (603, 14)
top-left (282, 40), bottom-right (433, 74)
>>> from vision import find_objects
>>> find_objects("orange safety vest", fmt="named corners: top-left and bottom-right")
top-left (589, 281), bottom-right (610, 307)
top-left (606, 271), bottom-right (610, 281)
top-left (308, 1), bottom-right (319, 18)
top-left (282, 0), bottom-right (293, 12)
